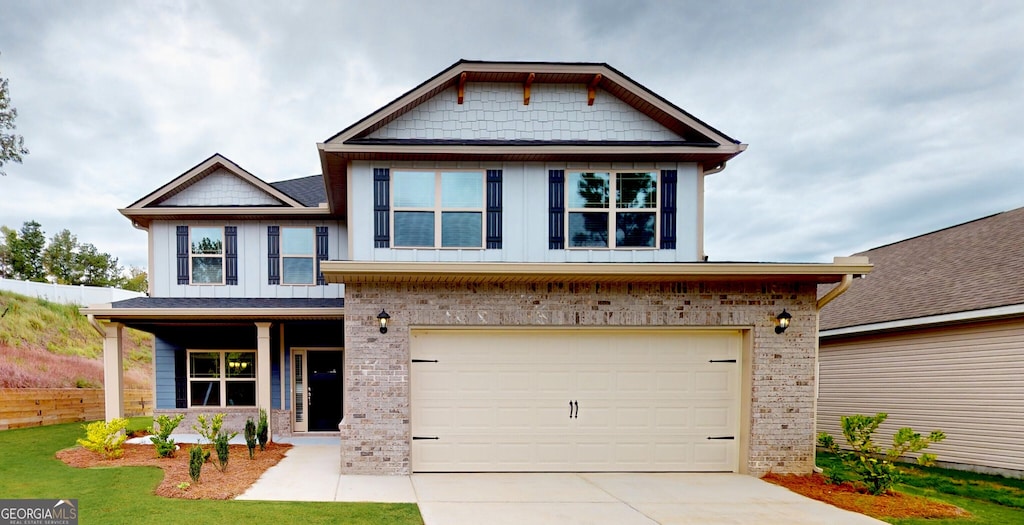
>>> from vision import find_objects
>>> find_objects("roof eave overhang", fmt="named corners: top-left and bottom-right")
top-left (119, 206), bottom-right (334, 229)
top-left (82, 306), bottom-right (346, 322)
top-left (820, 302), bottom-right (1024, 340)
top-left (320, 258), bottom-right (872, 286)
top-left (319, 142), bottom-right (745, 163)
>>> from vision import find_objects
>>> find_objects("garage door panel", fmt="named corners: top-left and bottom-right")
top-left (411, 329), bottom-right (741, 472)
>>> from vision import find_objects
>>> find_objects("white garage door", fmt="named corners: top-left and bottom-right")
top-left (410, 329), bottom-right (741, 472)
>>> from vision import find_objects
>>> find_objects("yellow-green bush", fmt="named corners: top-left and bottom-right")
top-left (77, 418), bottom-right (129, 459)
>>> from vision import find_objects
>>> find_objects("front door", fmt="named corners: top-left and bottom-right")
top-left (293, 349), bottom-right (343, 432)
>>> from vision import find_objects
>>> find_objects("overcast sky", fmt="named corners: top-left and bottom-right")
top-left (1, 1), bottom-right (1021, 270)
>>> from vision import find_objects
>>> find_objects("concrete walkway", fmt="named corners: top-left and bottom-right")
top-left (237, 445), bottom-right (885, 524)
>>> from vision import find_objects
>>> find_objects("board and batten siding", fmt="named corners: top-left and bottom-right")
top-left (818, 317), bottom-right (1024, 474)
top-left (348, 160), bottom-right (702, 263)
top-left (149, 220), bottom-right (347, 298)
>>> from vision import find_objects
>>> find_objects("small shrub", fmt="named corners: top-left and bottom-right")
top-left (244, 417), bottom-right (257, 459)
top-left (149, 414), bottom-right (185, 458)
top-left (192, 413), bottom-right (227, 445)
top-left (77, 418), bottom-right (129, 459)
top-left (818, 412), bottom-right (946, 495)
top-left (188, 444), bottom-right (206, 483)
top-left (213, 429), bottom-right (237, 472)
top-left (257, 409), bottom-right (269, 451)
top-left (177, 481), bottom-right (190, 491)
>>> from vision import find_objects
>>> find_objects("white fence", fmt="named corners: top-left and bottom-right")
top-left (0, 277), bottom-right (145, 306)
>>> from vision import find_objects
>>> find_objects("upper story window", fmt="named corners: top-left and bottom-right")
top-left (190, 226), bottom-right (224, 283)
top-left (567, 171), bottom-right (658, 248)
top-left (281, 227), bottom-right (315, 285)
top-left (188, 350), bottom-right (256, 407)
top-left (392, 170), bottom-right (484, 248)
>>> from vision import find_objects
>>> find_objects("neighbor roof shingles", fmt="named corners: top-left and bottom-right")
top-left (819, 206), bottom-right (1024, 331)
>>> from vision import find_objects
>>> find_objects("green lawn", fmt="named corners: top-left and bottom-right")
top-left (817, 452), bottom-right (1024, 525)
top-left (0, 418), bottom-right (423, 525)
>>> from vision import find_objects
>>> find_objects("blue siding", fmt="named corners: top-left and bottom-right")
top-left (154, 337), bottom-right (180, 409)
top-left (271, 347), bottom-right (281, 410)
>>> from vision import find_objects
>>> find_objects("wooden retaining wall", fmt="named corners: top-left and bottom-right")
top-left (0, 388), bottom-right (153, 430)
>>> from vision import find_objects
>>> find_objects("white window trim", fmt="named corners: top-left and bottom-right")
top-left (189, 226), bottom-right (225, 285)
top-left (391, 169), bottom-right (486, 249)
top-left (186, 350), bottom-right (257, 408)
top-left (565, 170), bottom-right (660, 250)
top-left (280, 226), bottom-right (316, 286)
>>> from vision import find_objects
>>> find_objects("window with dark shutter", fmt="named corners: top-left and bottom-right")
top-left (660, 170), bottom-right (677, 249)
top-left (548, 170), bottom-right (565, 249)
top-left (486, 170), bottom-right (503, 249)
top-left (373, 168), bottom-right (390, 248)
top-left (225, 226), bottom-right (238, 285)
top-left (176, 226), bottom-right (189, 284)
top-left (268, 226), bottom-right (280, 285)
top-left (316, 226), bottom-right (328, 285)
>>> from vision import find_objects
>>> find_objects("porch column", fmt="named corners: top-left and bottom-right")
top-left (255, 322), bottom-right (272, 440)
top-left (102, 322), bottom-right (124, 421)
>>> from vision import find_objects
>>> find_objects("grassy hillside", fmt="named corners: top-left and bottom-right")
top-left (0, 290), bottom-right (152, 389)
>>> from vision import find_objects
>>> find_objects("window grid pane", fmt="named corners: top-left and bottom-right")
top-left (394, 211), bottom-right (435, 246)
top-left (281, 228), bottom-right (314, 255)
top-left (282, 257), bottom-right (314, 284)
top-left (568, 212), bottom-right (609, 247)
top-left (191, 227), bottom-right (223, 255)
top-left (188, 351), bottom-right (256, 408)
top-left (393, 171), bottom-right (436, 207)
top-left (616, 212), bottom-right (656, 247)
top-left (191, 257), bottom-right (223, 284)
top-left (441, 172), bottom-right (483, 207)
top-left (568, 172), bottom-right (609, 209)
top-left (441, 212), bottom-right (482, 247)
top-left (616, 172), bottom-right (657, 209)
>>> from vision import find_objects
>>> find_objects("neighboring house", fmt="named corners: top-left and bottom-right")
top-left (818, 207), bottom-right (1024, 476)
top-left (84, 60), bottom-right (871, 477)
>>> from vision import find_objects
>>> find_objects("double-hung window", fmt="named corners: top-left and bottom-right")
top-left (281, 227), bottom-right (315, 285)
top-left (567, 171), bottom-right (658, 248)
top-left (392, 170), bottom-right (484, 248)
top-left (188, 350), bottom-right (256, 407)
top-left (190, 227), bottom-right (224, 283)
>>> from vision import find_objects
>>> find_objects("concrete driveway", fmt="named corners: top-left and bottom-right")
top-left (238, 445), bottom-right (884, 524)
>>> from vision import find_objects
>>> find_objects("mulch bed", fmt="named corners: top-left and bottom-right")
top-left (763, 472), bottom-right (969, 520)
top-left (57, 443), bottom-right (291, 500)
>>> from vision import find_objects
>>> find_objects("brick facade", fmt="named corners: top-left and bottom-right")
top-left (340, 280), bottom-right (820, 476)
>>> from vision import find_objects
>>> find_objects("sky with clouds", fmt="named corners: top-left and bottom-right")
top-left (1, 1), bottom-right (1021, 270)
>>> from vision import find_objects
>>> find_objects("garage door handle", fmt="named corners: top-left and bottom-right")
top-left (569, 400), bottom-right (578, 419)
top-left (707, 436), bottom-right (735, 440)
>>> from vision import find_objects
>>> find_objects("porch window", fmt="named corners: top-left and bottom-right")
top-left (392, 170), bottom-right (484, 248)
top-left (280, 227), bottom-right (315, 284)
top-left (190, 227), bottom-right (224, 284)
top-left (188, 350), bottom-right (256, 407)
top-left (566, 171), bottom-right (658, 248)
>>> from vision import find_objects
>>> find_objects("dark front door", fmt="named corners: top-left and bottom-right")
top-left (307, 350), bottom-right (343, 432)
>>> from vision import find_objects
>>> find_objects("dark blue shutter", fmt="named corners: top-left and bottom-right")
top-left (486, 169), bottom-right (502, 249)
top-left (174, 349), bottom-right (186, 409)
top-left (267, 226), bottom-right (280, 285)
top-left (660, 170), bottom-right (677, 249)
top-left (548, 170), bottom-right (565, 249)
top-left (176, 226), bottom-right (189, 284)
top-left (316, 226), bottom-right (328, 285)
top-left (225, 226), bottom-right (238, 285)
top-left (373, 168), bottom-right (390, 248)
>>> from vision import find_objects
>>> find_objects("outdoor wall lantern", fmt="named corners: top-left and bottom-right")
top-left (377, 308), bottom-right (391, 334)
top-left (775, 309), bottom-right (792, 334)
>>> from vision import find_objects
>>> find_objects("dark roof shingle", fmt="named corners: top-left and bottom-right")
top-left (820, 206), bottom-right (1024, 330)
top-left (270, 175), bottom-right (326, 207)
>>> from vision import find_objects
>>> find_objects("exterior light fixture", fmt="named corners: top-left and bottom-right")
top-left (775, 309), bottom-right (792, 334)
top-left (377, 309), bottom-right (391, 334)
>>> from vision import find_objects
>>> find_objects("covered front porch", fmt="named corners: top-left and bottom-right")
top-left (81, 298), bottom-right (345, 439)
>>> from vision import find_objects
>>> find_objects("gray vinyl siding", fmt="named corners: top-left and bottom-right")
top-left (151, 220), bottom-right (347, 298)
top-left (349, 160), bottom-right (702, 262)
top-left (818, 317), bottom-right (1024, 474)
top-left (154, 337), bottom-right (179, 409)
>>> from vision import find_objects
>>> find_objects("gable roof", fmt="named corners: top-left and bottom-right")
top-left (819, 206), bottom-right (1024, 334)
top-left (120, 154), bottom-right (331, 228)
top-left (317, 60), bottom-right (748, 216)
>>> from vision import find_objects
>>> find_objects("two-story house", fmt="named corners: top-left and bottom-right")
top-left (84, 60), bottom-right (871, 477)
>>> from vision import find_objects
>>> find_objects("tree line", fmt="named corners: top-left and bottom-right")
top-left (0, 220), bottom-right (147, 292)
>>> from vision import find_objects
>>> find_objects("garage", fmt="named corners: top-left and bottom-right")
top-left (410, 328), bottom-right (742, 472)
